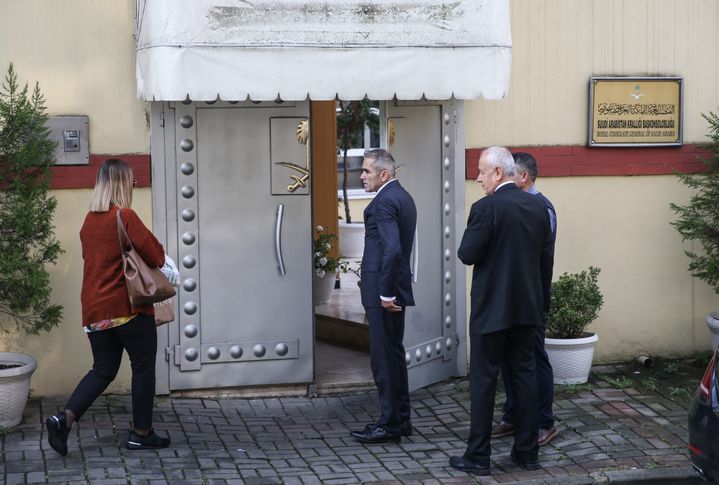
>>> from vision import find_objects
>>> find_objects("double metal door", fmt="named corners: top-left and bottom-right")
top-left (386, 100), bottom-right (464, 390)
top-left (154, 101), bottom-right (314, 391)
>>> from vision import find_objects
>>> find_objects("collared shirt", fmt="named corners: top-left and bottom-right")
top-left (527, 184), bottom-right (557, 235)
top-left (376, 178), bottom-right (397, 196)
top-left (495, 180), bottom-right (515, 191)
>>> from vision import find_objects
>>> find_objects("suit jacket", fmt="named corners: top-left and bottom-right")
top-left (360, 180), bottom-right (417, 309)
top-left (458, 183), bottom-right (552, 335)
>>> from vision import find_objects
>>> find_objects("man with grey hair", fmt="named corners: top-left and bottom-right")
top-left (493, 152), bottom-right (558, 446)
top-left (450, 146), bottom-right (552, 475)
top-left (351, 148), bottom-right (417, 444)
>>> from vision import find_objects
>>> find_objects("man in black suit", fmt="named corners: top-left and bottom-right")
top-left (450, 146), bottom-right (552, 475)
top-left (351, 148), bottom-right (417, 445)
top-left (494, 152), bottom-right (558, 446)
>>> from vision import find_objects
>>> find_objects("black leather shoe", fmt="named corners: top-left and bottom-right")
top-left (400, 419), bottom-right (413, 437)
top-left (449, 455), bottom-right (491, 476)
top-left (365, 420), bottom-right (412, 437)
top-left (45, 412), bottom-right (70, 456)
top-left (510, 449), bottom-right (540, 470)
top-left (351, 425), bottom-right (401, 444)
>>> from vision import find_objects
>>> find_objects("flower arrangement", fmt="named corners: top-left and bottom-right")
top-left (313, 226), bottom-right (348, 278)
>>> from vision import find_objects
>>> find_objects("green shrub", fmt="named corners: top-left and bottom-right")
top-left (546, 266), bottom-right (604, 339)
top-left (0, 63), bottom-right (63, 334)
top-left (670, 111), bottom-right (719, 294)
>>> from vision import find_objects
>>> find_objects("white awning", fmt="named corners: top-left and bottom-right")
top-left (135, 0), bottom-right (511, 101)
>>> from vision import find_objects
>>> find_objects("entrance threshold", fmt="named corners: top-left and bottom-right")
top-left (315, 271), bottom-right (369, 350)
top-left (315, 271), bottom-right (374, 395)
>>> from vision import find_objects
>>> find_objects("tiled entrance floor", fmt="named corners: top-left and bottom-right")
top-left (314, 271), bottom-right (373, 392)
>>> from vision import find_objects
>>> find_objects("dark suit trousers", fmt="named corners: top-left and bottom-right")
top-left (466, 325), bottom-right (538, 465)
top-left (366, 306), bottom-right (410, 432)
top-left (500, 315), bottom-right (555, 429)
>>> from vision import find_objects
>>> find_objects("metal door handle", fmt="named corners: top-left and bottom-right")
top-left (412, 227), bottom-right (419, 283)
top-left (275, 204), bottom-right (286, 276)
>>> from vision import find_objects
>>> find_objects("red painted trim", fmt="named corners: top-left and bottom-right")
top-left (50, 154), bottom-right (151, 189)
top-left (465, 145), bottom-right (712, 180)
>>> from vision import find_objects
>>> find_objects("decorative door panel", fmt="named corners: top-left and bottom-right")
top-left (162, 101), bottom-right (314, 391)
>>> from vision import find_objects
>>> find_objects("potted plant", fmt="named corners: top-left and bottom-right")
top-left (545, 266), bottom-right (604, 384)
top-left (670, 111), bottom-right (719, 351)
top-left (313, 226), bottom-right (348, 305)
top-left (336, 100), bottom-right (378, 258)
top-left (0, 64), bottom-right (63, 427)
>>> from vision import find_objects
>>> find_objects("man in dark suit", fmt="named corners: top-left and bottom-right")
top-left (450, 146), bottom-right (552, 475)
top-left (494, 152), bottom-right (558, 446)
top-left (351, 148), bottom-right (417, 445)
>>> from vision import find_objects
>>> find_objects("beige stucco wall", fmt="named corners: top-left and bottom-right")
top-left (464, 0), bottom-right (719, 360)
top-left (0, 0), bottom-right (146, 396)
top-left (0, 190), bottom-right (153, 397)
top-left (0, 0), bottom-right (147, 154)
top-left (464, 176), bottom-right (716, 362)
top-left (467, 0), bottom-right (719, 147)
top-left (2, 0), bottom-right (719, 398)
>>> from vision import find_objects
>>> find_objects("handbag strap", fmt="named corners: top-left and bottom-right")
top-left (116, 209), bottom-right (133, 253)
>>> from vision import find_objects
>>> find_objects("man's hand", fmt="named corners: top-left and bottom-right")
top-left (381, 299), bottom-right (403, 312)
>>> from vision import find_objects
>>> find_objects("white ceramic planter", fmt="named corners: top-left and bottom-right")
top-left (706, 312), bottom-right (719, 352)
top-left (545, 333), bottom-right (599, 385)
top-left (339, 221), bottom-right (365, 258)
top-left (313, 272), bottom-right (337, 305)
top-left (0, 352), bottom-right (38, 428)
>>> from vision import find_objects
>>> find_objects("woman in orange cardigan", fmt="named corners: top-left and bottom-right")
top-left (46, 158), bottom-right (170, 455)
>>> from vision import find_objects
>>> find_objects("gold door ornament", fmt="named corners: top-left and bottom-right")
top-left (271, 118), bottom-right (310, 194)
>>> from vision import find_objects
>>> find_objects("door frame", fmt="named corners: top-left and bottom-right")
top-left (151, 101), bottom-right (174, 395)
top-left (150, 99), bottom-right (468, 395)
top-left (382, 99), bottom-right (468, 385)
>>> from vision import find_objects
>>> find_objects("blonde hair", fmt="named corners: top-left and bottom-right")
top-left (89, 158), bottom-right (134, 212)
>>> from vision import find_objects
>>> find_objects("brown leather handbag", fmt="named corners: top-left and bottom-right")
top-left (153, 298), bottom-right (175, 326)
top-left (116, 210), bottom-right (176, 306)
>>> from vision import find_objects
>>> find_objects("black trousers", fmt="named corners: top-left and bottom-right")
top-left (466, 325), bottom-right (538, 466)
top-left (366, 306), bottom-right (410, 432)
top-left (66, 313), bottom-right (157, 430)
top-left (500, 315), bottom-right (555, 429)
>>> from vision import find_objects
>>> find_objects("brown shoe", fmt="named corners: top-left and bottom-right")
top-left (538, 427), bottom-right (558, 446)
top-left (490, 421), bottom-right (514, 438)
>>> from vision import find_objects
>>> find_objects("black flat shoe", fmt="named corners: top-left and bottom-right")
top-left (126, 429), bottom-right (171, 450)
top-left (510, 449), bottom-right (540, 470)
top-left (45, 413), bottom-right (70, 456)
top-left (351, 425), bottom-right (401, 444)
top-left (449, 455), bottom-right (491, 476)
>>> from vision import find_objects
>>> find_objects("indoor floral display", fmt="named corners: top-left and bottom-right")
top-left (313, 225), bottom-right (348, 305)
top-left (670, 111), bottom-right (719, 351)
top-left (545, 266), bottom-right (604, 384)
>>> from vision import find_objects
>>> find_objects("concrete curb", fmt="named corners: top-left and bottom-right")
top-left (603, 465), bottom-right (702, 484)
top-left (500, 467), bottom-right (701, 485)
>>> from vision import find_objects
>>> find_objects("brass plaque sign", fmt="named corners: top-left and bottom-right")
top-left (589, 77), bottom-right (682, 147)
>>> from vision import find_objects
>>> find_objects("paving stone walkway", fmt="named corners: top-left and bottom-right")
top-left (0, 360), bottom-right (702, 484)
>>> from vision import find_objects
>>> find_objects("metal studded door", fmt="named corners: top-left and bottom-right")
top-left (158, 101), bottom-right (314, 391)
top-left (386, 100), bottom-right (464, 390)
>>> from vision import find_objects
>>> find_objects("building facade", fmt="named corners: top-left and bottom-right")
top-left (0, 0), bottom-right (717, 396)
